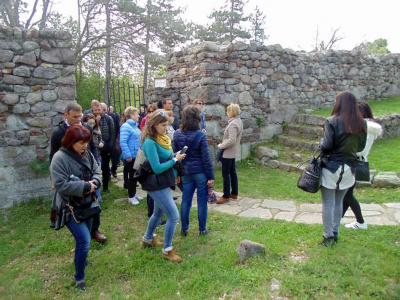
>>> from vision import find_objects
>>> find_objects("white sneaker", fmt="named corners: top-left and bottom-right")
top-left (135, 193), bottom-right (144, 200)
top-left (128, 197), bottom-right (139, 205)
top-left (345, 221), bottom-right (368, 230)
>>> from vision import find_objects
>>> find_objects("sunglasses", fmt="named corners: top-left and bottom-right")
top-left (148, 110), bottom-right (154, 113)
top-left (197, 102), bottom-right (204, 105)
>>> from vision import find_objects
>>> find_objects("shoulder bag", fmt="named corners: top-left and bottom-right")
top-left (297, 147), bottom-right (321, 193)
top-left (355, 156), bottom-right (370, 182)
top-left (133, 147), bottom-right (146, 170)
top-left (134, 159), bottom-right (175, 191)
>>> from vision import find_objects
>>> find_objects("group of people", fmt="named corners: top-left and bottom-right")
top-left (48, 91), bottom-right (381, 291)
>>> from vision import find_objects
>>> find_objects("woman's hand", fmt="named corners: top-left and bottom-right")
top-left (126, 157), bottom-right (132, 162)
top-left (207, 180), bottom-right (214, 186)
top-left (176, 152), bottom-right (186, 161)
top-left (217, 144), bottom-right (222, 149)
top-left (88, 181), bottom-right (97, 193)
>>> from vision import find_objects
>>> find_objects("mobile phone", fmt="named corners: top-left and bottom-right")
top-left (180, 146), bottom-right (188, 154)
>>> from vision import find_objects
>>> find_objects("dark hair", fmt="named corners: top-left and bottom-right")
top-left (146, 104), bottom-right (157, 114)
top-left (61, 125), bottom-right (92, 149)
top-left (331, 91), bottom-right (366, 134)
top-left (162, 98), bottom-right (172, 106)
top-left (65, 103), bottom-right (82, 114)
top-left (357, 101), bottom-right (374, 119)
top-left (140, 109), bottom-right (169, 144)
top-left (181, 105), bottom-right (201, 131)
top-left (82, 113), bottom-right (95, 123)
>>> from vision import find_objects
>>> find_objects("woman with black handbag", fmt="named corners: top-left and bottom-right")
top-left (342, 101), bottom-right (383, 230)
top-left (50, 125), bottom-right (101, 291)
top-left (319, 92), bottom-right (367, 246)
top-left (140, 109), bottom-right (186, 262)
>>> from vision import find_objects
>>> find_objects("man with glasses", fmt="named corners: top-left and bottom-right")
top-left (193, 99), bottom-right (207, 133)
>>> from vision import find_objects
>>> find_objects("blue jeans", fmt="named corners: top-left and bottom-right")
top-left (221, 157), bottom-right (238, 198)
top-left (66, 217), bottom-right (92, 281)
top-left (144, 188), bottom-right (179, 250)
top-left (181, 173), bottom-right (208, 231)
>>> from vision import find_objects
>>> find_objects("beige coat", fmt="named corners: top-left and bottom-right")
top-left (219, 116), bottom-right (243, 159)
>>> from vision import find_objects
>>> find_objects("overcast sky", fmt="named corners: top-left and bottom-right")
top-left (51, 0), bottom-right (399, 53)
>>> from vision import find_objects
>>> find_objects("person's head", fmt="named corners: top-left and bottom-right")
top-left (181, 105), bottom-right (201, 131)
top-left (90, 99), bottom-right (100, 109)
top-left (227, 103), bottom-right (240, 118)
top-left (122, 106), bottom-right (139, 124)
top-left (162, 98), bottom-right (173, 111)
top-left (92, 101), bottom-right (102, 117)
top-left (331, 91), bottom-right (366, 134)
top-left (357, 101), bottom-right (374, 119)
top-left (140, 106), bottom-right (145, 113)
top-left (64, 103), bottom-right (83, 126)
top-left (166, 110), bottom-right (174, 125)
top-left (61, 124), bottom-right (92, 154)
top-left (101, 103), bottom-right (108, 114)
top-left (193, 99), bottom-right (205, 111)
top-left (141, 109), bottom-right (169, 144)
top-left (146, 104), bottom-right (157, 116)
top-left (109, 106), bottom-right (114, 113)
top-left (82, 113), bottom-right (96, 129)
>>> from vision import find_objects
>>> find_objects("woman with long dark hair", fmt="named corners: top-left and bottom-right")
top-left (141, 109), bottom-right (186, 262)
top-left (342, 101), bottom-right (383, 229)
top-left (319, 91), bottom-right (367, 246)
top-left (50, 125), bottom-right (101, 291)
top-left (172, 105), bottom-right (214, 236)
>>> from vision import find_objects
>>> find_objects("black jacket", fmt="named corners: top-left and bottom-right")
top-left (49, 121), bottom-right (98, 163)
top-left (321, 116), bottom-right (367, 172)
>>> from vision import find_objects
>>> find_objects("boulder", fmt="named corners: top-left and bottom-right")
top-left (256, 146), bottom-right (279, 159)
top-left (236, 239), bottom-right (265, 263)
top-left (374, 172), bottom-right (400, 187)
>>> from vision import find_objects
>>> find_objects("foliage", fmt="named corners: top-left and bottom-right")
top-left (355, 38), bottom-right (391, 54)
top-left (204, 0), bottom-right (251, 43)
top-left (0, 189), bottom-right (399, 298)
top-left (255, 115), bottom-right (264, 127)
top-left (249, 5), bottom-right (268, 43)
top-left (312, 96), bottom-right (400, 117)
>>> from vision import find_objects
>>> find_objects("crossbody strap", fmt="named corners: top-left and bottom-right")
top-left (185, 131), bottom-right (204, 156)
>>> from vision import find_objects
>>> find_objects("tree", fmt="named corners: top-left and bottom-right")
top-left (204, 0), bottom-right (251, 43)
top-left (249, 5), bottom-right (268, 43)
top-left (354, 38), bottom-right (391, 54)
top-left (313, 27), bottom-right (344, 51)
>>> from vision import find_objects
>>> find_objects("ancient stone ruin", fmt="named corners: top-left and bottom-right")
top-left (0, 25), bottom-right (76, 208)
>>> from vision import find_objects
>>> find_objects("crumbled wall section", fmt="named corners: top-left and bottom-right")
top-left (0, 25), bottom-right (76, 208)
top-left (150, 41), bottom-right (400, 160)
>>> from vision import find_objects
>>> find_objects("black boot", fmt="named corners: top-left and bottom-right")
top-left (318, 236), bottom-right (336, 247)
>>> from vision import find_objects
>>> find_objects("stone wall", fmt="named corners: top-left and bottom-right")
top-left (375, 114), bottom-right (400, 139)
top-left (0, 25), bottom-right (76, 208)
top-left (161, 41), bottom-right (400, 160)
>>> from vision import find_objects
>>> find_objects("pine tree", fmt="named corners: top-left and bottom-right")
top-left (249, 6), bottom-right (268, 43)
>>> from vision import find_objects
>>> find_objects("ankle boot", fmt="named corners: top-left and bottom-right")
top-left (162, 247), bottom-right (182, 262)
top-left (217, 197), bottom-right (229, 204)
top-left (142, 237), bottom-right (163, 248)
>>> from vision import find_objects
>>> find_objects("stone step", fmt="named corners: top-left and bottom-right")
top-left (287, 124), bottom-right (324, 140)
top-left (277, 135), bottom-right (320, 152)
top-left (292, 114), bottom-right (326, 126)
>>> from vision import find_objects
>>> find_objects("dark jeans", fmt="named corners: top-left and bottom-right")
top-left (126, 160), bottom-right (138, 198)
top-left (147, 193), bottom-right (154, 218)
top-left (91, 190), bottom-right (102, 234)
top-left (123, 162), bottom-right (128, 188)
top-left (66, 217), bottom-right (92, 281)
top-left (342, 184), bottom-right (365, 223)
top-left (221, 157), bottom-right (238, 198)
top-left (100, 150), bottom-right (112, 190)
top-left (111, 148), bottom-right (120, 173)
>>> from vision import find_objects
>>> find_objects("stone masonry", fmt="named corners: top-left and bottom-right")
top-left (148, 41), bottom-right (400, 160)
top-left (0, 25), bottom-right (76, 208)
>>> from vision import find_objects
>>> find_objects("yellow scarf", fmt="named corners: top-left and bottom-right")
top-left (155, 134), bottom-right (174, 155)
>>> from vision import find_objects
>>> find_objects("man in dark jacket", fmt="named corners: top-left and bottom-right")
top-left (162, 98), bottom-right (180, 130)
top-left (102, 103), bottom-right (120, 178)
top-left (49, 103), bottom-right (107, 243)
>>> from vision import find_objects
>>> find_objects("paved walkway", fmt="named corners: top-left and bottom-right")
top-left (111, 172), bottom-right (400, 226)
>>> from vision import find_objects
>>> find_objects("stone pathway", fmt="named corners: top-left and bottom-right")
top-left (111, 172), bottom-right (400, 226)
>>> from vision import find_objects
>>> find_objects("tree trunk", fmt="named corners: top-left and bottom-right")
top-left (39, 0), bottom-right (51, 30)
top-left (104, 0), bottom-right (111, 106)
top-left (143, 0), bottom-right (151, 96)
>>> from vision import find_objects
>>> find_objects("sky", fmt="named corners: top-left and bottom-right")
top-left (49, 0), bottom-right (400, 53)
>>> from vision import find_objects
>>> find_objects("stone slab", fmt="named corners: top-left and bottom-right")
top-left (364, 216), bottom-right (397, 226)
top-left (344, 210), bottom-right (382, 217)
top-left (294, 213), bottom-right (321, 224)
top-left (238, 208), bottom-right (272, 219)
top-left (360, 203), bottom-right (385, 212)
top-left (213, 205), bottom-right (243, 215)
top-left (395, 212), bottom-right (400, 223)
top-left (384, 203), bottom-right (400, 209)
top-left (299, 203), bottom-right (322, 213)
top-left (274, 211), bottom-right (296, 221)
top-left (237, 198), bottom-right (262, 210)
top-left (261, 199), bottom-right (296, 211)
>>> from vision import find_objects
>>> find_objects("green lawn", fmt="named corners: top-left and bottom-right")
top-left (312, 96), bottom-right (400, 117)
top-left (0, 193), bottom-right (399, 299)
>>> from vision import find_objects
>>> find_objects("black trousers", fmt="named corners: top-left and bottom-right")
top-left (221, 157), bottom-right (238, 198)
top-left (100, 150), bottom-right (112, 190)
top-left (111, 148), bottom-right (120, 173)
top-left (342, 184), bottom-right (365, 223)
top-left (125, 160), bottom-right (138, 198)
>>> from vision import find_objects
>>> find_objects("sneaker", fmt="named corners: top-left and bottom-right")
top-left (318, 236), bottom-right (336, 247)
top-left (199, 228), bottom-right (210, 236)
top-left (128, 197), bottom-right (139, 205)
top-left (142, 237), bottom-right (163, 248)
top-left (162, 247), bottom-right (182, 262)
top-left (181, 230), bottom-right (188, 236)
top-left (345, 221), bottom-right (368, 230)
top-left (75, 280), bottom-right (86, 291)
top-left (135, 193), bottom-right (144, 200)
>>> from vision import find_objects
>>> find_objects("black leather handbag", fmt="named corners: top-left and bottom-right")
top-left (134, 159), bottom-right (175, 191)
top-left (297, 149), bottom-right (321, 193)
top-left (355, 157), bottom-right (370, 182)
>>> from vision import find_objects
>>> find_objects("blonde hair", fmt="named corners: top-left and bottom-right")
top-left (121, 106), bottom-right (139, 124)
top-left (227, 103), bottom-right (240, 117)
top-left (140, 109), bottom-right (169, 144)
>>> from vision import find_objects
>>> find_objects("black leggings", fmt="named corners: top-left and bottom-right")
top-left (125, 160), bottom-right (137, 198)
top-left (342, 184), bottom-right (365, 224)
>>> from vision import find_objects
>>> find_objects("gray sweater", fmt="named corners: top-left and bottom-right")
top-left (220, 116), bottom-right (243, 159)
top-left (50, 148), bottom-right (101, 210)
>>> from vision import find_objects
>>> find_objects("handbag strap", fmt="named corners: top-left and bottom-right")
top-left (185, 131), bottom-right (204, 156)
top-left (297, 146), bottom-right (321, 170)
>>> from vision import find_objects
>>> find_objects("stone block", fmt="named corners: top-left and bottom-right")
top-left (3, 93), bottom-right (19, 105)
top-left (40, 49), bottom-right (62, 63)
top-left (294, 213), bottom-right (321, 224)
top-left (191, 85), bottom-right (220, 104)
top-left (26, 92), bottom-right (42, 104)
top-left (236, 239), bottom-right (265, 264)
top-left (13, 53), bottom-right (37, 66)
top-left (220, 92), bottom-right (239, 105)
top-left (55, 31), bottom-right (72, 40)
top-left (239, 91), bottom-right (254, 105)
top-left (14, 85), bottom-right (30, 93)
top-left (261, 199), bottom-right (296, 211)
top-left (52, 99), bottom-right (75, 113)
top-left (6, 114), bottom-right (28, 131)
top-left (239, 208), bottom-right (272, 219)
top-left (374, 172), bottom-right (400, 187)
top-left (26, 117), bottom-right (52, 128)
top-left (42, 90), bottom-right (58, 102)
top-left (13, 103), bottom-right (30, 114)
top-left (33, 66), bottom-right (60, 79)
top-left (23, 41), bottom-right (39, 51)
top-left (60, 48), bottom-right (75, 64)
top-left (4, 75), bottom-right (24, 85)
top-left (57, 87), bottom-right (76, 100)
top-left (13, 66), bottom-right (31, 78)
top-left (274, 211), bottom-right (296, 221)
top-left (31, 101), bottom-right (51, 113)
top-left (0, 102), bottom-right (8, 113)
top-left (0, 50), bottom-right (14, 63)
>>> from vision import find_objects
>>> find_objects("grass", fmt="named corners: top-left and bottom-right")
top-left (311, 96), bottom-right (400, 117)
top-left (1, 191), bottom-right (399, 299)
top-left (368, 135), bottom-right (400, 172)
